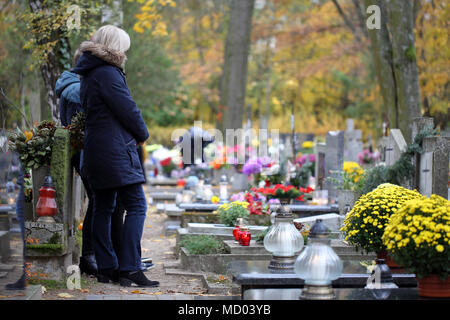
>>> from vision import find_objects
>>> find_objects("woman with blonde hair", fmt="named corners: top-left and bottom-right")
top-left (73, 25), bottom-right (159, 287)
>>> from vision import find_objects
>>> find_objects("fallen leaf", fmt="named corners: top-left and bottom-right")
top-left (146, 225), bottom-right (152, 228)
top-left (163, 251), bottom-right (173, 254)
top-left (152, 239), bottom-right (162, 242)
top-left (131, 290), bottom-right (142, 294)
top-left (79, 289), bottom-right (89, 293)
top-left (160, 235), bottom-right (165, 239)
top-left (218, 275), bottom-right (227, 281)
top-left (153, 292), bottom-right (163, 295)
top-left (57, 293), bottom-right (74, 299)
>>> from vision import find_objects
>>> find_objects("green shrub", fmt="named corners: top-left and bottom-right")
top-left (179, 235), bottom-right (228, 255)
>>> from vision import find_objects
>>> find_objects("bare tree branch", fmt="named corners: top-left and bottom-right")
top-left (331, 0), bottom-right (361, 42)
top-left (0, 87), bottom-right (33, 129)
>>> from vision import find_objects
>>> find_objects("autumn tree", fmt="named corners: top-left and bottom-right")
top-left (219, 0), bottom-right (255, 131)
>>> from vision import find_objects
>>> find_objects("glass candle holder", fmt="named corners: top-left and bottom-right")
top-left (294, 219), bottom-right (343, 299)
top-left (238, 227), bottom-right (251, 246)
top-left (264, 205), bottom-right (304, 271)
top-left (233, 225), bottom-right (241, 241)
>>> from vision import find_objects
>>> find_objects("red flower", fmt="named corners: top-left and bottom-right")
top-left (160, 157), bottom-right (172, 166)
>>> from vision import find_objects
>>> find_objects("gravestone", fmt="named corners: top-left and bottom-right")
top-left (314, 143), bottom-right (326, 190)
top-left (25, 128), bottom-right (75, 280)
top-left (411, 117), bottom-right (435, 190)
top-left (419, 136), bottom-right (450, 199)
top-left (344, 119), bottom-right (363, 163)
top-left (323, 131), bottom-right (344, 202)
top-left (385, 129), bottom-right (407, 166)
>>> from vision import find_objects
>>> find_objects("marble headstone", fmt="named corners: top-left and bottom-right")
top-left (323, 131), bottom-right (344, 202)
top-left (314, 142), bottom-right (326, 190)
top-left (344, 119), bottom-right (363, 162)
top-left (420, 136), bottom-right (450, 199)
top-left (385, 129), bottom-right (407, 166)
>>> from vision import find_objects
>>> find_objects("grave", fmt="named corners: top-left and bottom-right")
top-left (411, 117), bottom-right (435, 190)
top-left (164, 204), bottom-right (184, 235)
top-left (270, 204), bottom-right (339, 218)
top-left (176, 222), bottom-right (268, 246)
top-left (229, 260), bottom-right (417, 297)
top-left (24, 128), bottom-right (80, 280)
top-left (344, 119), bottom-right (363, 163)
top-left (322, 131), bottom-right (344, 203)
top-left (384, 129), bottom-right (407, 166)
top-left (148, 191), bottom-right (179, 204)
top-left (419, 136), bottom-right (450, 199)
top-left (147, 176), bottom-right (179, 186)
top-left (314, 142), bottom-right (326, 190)
top-left (242, 287), bottom-right (421, 300)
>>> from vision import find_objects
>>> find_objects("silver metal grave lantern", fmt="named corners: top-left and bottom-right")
top-left (263, 205), bottom-right (304, 272)
top-left (294, 219), bottom-right (343, 300)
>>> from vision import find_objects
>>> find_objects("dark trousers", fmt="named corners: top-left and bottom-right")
top-left (72, 153), bottom-right (95, 257)
top-left (92, 183), bottom-right (147, 272)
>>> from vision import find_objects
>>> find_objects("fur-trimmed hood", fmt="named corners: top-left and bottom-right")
top-left (78, 41), bottom-right (126, 69)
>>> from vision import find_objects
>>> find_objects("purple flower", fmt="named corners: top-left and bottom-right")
top-left (230, 192), bottom-right (245, 202)
top-left (295, 153), bottom-right (316, 166)
top-left (242, 158), bottom-right (262, 175)
top-left (268, 198), bottom-right (280, 204)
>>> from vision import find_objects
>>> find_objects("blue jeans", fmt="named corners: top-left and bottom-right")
top-left (92, 183), bottom-right (147, 272)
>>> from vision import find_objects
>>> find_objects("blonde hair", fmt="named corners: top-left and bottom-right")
top-left (91, 25), bottom-right (131, 53)
top-left (73, 48), bottom-right (82, 65)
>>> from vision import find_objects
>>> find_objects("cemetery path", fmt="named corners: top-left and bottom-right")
top-left (40, 188), bottom-right (212, 300)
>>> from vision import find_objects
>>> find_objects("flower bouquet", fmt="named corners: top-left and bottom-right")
top-left (230, 191), bottom-right (269, 216)
top-left (341, 183), bottom-right (422, 255)
top-left (8, 120), bottom-right (56, 170)
top-left (382, 194), bottom-right (450, 296)
top-left (357, 149), bottom-right (380, 166)
top-left (252, 184), bottom-right (311, 204)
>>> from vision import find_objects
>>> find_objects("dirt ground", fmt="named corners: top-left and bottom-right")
top-left (39, 200), bottom-right (211, 300)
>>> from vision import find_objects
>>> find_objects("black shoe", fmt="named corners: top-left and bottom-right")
top-left (141, 262), bottom-right (155, 271)
top-left (5, 273), bottom-right (26, 290)
top-left (96, 268), bottom-right (119, 284)
top-left (119, 270), bottom-right (160, 288)
top-left (79, 255), bottom-right (98, 276)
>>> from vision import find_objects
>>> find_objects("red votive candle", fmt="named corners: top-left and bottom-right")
top-left (238, 227), bottom-right (251, 246)
top-left (233, 225), bottom-right (241, 241)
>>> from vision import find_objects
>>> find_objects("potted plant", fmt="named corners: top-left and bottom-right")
top-left (382, 194), bottom-right (450, 297)
top-left (216, 201), bottom-right (250, 227)
top-left (340, 183), bottom-right (422, 266)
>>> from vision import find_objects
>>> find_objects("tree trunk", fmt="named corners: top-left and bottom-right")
top-left (364, 0), bottom-right (398, 134)
top-left (384, 0), bottom-right (422, 144)
top-left (219, 0), bottom-right (255, 131)
top-left (29, 0), bottom-right (67, 123)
